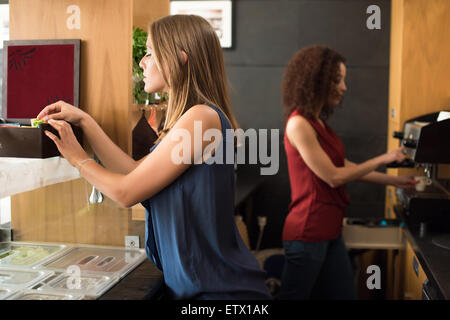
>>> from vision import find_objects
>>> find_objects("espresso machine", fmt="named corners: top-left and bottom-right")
top-left (389, 111), bottom-right (450, 249)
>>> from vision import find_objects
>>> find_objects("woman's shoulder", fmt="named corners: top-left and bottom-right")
top-left (184, 104), bottom-right (216, 116)
top-left (286, 113), bottom-right (313, 133)
top-left (177, 104), bottom-right (222, 130)
top-left (286, 113), bottom-right (317, 145)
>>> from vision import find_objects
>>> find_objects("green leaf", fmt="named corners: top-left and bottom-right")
top-left (132, 27), bottom-right (149, 104)
top-left (132, 26), bottom-right (168, 105)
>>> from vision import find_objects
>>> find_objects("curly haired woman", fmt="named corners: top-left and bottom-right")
top-left (279, 46), bottom-right (416, 299)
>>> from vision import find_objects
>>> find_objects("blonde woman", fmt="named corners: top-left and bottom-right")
top-left (37, 15), bottom-right (271, 300)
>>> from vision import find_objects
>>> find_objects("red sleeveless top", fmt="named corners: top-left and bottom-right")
top-left (283, 109), bottom-right (350, 242)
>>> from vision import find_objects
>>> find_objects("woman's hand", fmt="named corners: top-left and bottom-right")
top-left (45, 119), bottom-right (89, 167)
top-left (37, 100), bottom-right (88, 127)
top-left (383, 146), bottom-right (406, 164)
top-left (392, 175), bottom-right (418, 189)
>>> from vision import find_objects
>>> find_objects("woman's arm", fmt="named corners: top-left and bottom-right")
top-left (80, 115), bottom-right (140, 174)
top-left (344, 159), bottom-right (395, 185)
top-left (46, 104), bottom-right (222, 208)
top-left (345, 159), bottom-right (417, 188)
top-left (37, 101), bottom-right (140, 174)
top-left (285, 115), bottom-right (405, 188)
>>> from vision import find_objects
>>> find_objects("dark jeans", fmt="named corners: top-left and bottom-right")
top-left (279, 234), bottom-right (356, 300)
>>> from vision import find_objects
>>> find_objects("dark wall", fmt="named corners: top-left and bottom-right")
top-left (223, 0), bottom-right (391, 249)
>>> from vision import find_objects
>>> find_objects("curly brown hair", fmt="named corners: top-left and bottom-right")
top-left (282, 45), bottom-right (346, 122)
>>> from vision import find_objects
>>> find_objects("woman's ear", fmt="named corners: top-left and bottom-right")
top-left (180, 50), bottom-right (188, 65)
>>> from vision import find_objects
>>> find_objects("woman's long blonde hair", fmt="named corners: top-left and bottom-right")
top-left (149, 14), bottom-right (239, 141)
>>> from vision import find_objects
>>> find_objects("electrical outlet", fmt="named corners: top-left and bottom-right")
top-left (125, 235), bottom-right (140, 248)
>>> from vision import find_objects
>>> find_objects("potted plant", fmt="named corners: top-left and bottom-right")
top-left (132, 27), bottom-right (168, 132)
top-left (132, 26), bottom-right (150, 105)
top-left (132, 27), bottom-right (169, 103)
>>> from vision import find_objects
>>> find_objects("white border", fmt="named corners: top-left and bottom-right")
top-left (170, 0), bottom-right (232, 48)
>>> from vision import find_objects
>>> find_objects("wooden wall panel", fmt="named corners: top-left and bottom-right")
top-left (10, 0), bottom-right (132, 151)
top-left (387, 0), bottom-right (450, 150)
top-left (400, 0), bottom-right (450, 122)
top-left (133, 0), bottom-right (170, 31)
top-left (439, 165), bottom-right (450, 179)
top-left (403, 240), bottom-right (427, 300)
top-left (387, 0), bottom-right (404, 126)
top-left (9, 0), bottom-right (169, 246)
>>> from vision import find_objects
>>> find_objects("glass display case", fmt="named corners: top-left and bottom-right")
top-left (40, 245), bottom-right (146, 278)
top-left (0, 267), bottom-right (53, 288)
top-left (41, 271), bottom-right (118, 299)
top-left (0, 287), bottom-right (16, 300)
top-left (0, 242), bottom-right (68, 268)
top-left (8, 289), bottom-right (84, 300)
top-left (0, 242), bottom-right (147, 300)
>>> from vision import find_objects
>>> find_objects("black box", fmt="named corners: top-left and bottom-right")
top-left (0, 39), bottom-right (82, 158)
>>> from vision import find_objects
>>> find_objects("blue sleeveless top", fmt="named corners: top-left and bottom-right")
top-left (141, 104), bottom-right (271, 300)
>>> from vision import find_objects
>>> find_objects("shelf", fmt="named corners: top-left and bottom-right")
top-left (0, 157), bottom-right (80, 198)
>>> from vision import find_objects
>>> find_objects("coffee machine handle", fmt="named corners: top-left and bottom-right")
top-left (386, 158), bottom-right (415, 168)
top-left (402, 139), bottom-right (418, 149)
top-left (393, 131), bottom-right (404, 139)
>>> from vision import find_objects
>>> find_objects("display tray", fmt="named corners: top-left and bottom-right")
top-left (0, 287), bottom-right (17, 300)
top-left (41, 271), bottom-right (119, 299)
top-left (8, 289), bottom-right (84, 300)
top-left (40, 245), bottom-right (146, 279)
top-left (0, 268), bottom-right (54, 289)
top-left (0, 123), bottom-right (83, 158)
top-left (0, 242), bottom-right (68, 268)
